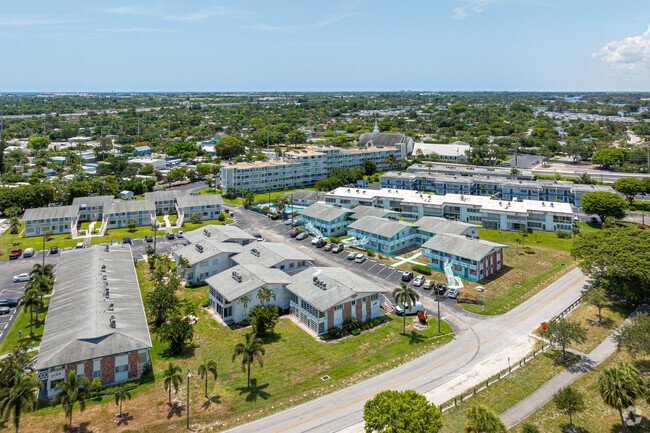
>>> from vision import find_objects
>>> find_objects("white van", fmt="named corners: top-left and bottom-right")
top-left (75, 242), bottom-right (84, 249)
top-left (395, 301), bottom-right (424, 316)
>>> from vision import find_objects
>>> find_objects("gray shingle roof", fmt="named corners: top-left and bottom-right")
top-left (35, 246), bottom-right (152, 371)
top-left (144, 190), bottom-right (180, 202)
top-left (173, 240), bottom-right (243, 266)
top-left (280, 190), bottom-right (325, 202)
top-left (72, 195), bottom-right (115, 208)
top-left (298, 203), bottom-right (351, 222)
top-left (288, 267), bottom-right (388, 311)
top-left (205, 264), bottom-right (291, 302)
top-left (176, 194), bottom-right (223, 209)
top-left (348, 206), bottom-right (398, 221)
top-left (23, 205), bottom-right (80, 221)
top-left (183, 224), bottom-right (256, 245)
top-left (232, 242), bottom-right (314, 268)
top-left (421, 234), bottom-right (507, 261)
top-left (105, 200), bottom-right (155, 214)
top-left (358, 132), bottom-right (406, 147)
top-left (413, 216), bottom-right (476, 236)
top-left (347, 216), bottom-right (412, 239)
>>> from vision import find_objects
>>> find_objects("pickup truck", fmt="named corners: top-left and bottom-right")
top-left (9, 249), bottom-right (22, 260)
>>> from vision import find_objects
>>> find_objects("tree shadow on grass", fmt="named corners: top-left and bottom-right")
top-left (201, 395), bottom-right (222, 409)
top-left (236, 379), bottom-right (270, 402)
top-left (559, 423), bottom-right (591, 433)
top-left (61, 421), bottom-right (91, 432)
top-left (407, 331), bottom-right (426, 345)
top-left (259, 333), bottom-right (281, 344)
top-left (115, 413), bottom-right (134, 426)
top-left (159, 343), bottom-right (197, 360)
top-left (166, 402), bottom-right (184, 420)
top-left (545, 350), bottom-right (582, 368)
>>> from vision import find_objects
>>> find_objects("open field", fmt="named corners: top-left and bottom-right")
top-left (564, 300), bottom-right (635, 353)
top-left (0, 297), bottom-right (50, 355)
top-left (0, 223), bottom-right (80, 260)
top-left (7, 261), bottom-right (452, 432)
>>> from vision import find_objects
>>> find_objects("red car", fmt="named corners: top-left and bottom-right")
top-left (9, 249), bottom-right (22, 260)
top-left (290, 230), bottom-right (300, 238)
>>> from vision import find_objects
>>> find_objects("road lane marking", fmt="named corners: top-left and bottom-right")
top-left (272, 274), bottom-right (587, 433)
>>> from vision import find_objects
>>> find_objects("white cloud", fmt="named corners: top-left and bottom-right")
top-left (0, 15), bottom-right (65, 26)
top-left (452, 0), bottom-right (549, 20)
top-left (164, 6), bottom-right (236, 23)
top-left (593, 25), bottom-right (650, 73)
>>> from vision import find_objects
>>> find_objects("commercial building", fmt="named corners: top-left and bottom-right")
top-left (35, 246), bottom-right (151, 398)
top-left (406, 162), bottom-right (534, 180)
top-left (324, 187), bottom-right (574, 232)
top-left (412, 141), bottom-right (470, 162)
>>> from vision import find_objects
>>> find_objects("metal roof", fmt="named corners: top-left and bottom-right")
top-left (298, 203), bottom-right (352, 222)
top-left (173, 239), bottom-right (243, 266)
top-left (413, 216), bottom-right (476, 235)
top-left (205, 264), bottom-right (291, 303)
top-left (23, 205), bottom-right (80, 221)
top-left (176, 194), bottom-right (223, 209)
top-left (421, 233), bottom-right (507, 261)
top-left (232, 242), bottom-right (314, 268)
top-left (35, 246), bottom-right (152, 371)
top-left (183, 224), bottom-right (256, 245)
top-left (347, 216), bottom-right (412, 239)
top-left (105, 200), bottom-right (155, 214)
top-left (71, 195), bottom-right (115, 208)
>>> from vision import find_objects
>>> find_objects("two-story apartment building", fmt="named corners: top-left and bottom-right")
top-left (296, 204), bottom-right (355, 237)
top-left (176, 194), bottom-right (223, 222)
top-left (72, 195), bottom-right (114, 221)
top-left (23, 205), bottom-right (79, 237)
top-left (35, 246), bottom-right (151, 398)
top-left (231, 242), bottom-right (314, 275)
top-left (347, 216), bottom-right (418, 254)
top-left (104, 200), bottom-right (156, 229)
top-left (173, 240), bottom-right (244, 283)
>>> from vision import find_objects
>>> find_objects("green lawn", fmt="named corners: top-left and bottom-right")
top-left (0, 297), bottom-right (50, 355)
top-left (0, 223), bottom-right (80, 260)
top-left (252, 187), bottom-right (316, 205)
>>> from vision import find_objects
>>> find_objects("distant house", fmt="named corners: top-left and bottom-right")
top-left (280, 190), bottom-right (326, 206)
top-left (120, 190), bottom-right (134, 200)
top-left (133, 145), bottom-right (151, 156)
top-left (412, 141), bottom-right (470, 162)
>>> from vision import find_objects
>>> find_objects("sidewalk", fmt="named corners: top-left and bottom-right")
top-left (500, 307), bottom-right (645, 428)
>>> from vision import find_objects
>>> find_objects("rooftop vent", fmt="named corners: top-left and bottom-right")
top-left (108, 302), bottom-right (114, 311)
top-left (195, 244), bottom-right (204, 253)
top-left (203, 228), bottom-right (211, 237)
top-left (250, 248), bottom-right (260, 257)
top-left (232, 271), bottom-right (242, 282)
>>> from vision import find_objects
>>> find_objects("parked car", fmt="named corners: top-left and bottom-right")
top-left (13, 273), bottom-right (30, 283)
top-left (296, 232), bottom-right (309, 240)
top-left (177, 231), bottom-right (184, 238)
top-left (435, 283), bottom-right (448, 295)
top-left (332, 244), bottom-right (344, 253)
top-left (291, 221), bottom-right (303, 227)
top-left (355, 254), bottom-right (366, 263)
top-left (253, 233), bottom-right (263, 239)
top-left (422, 280), bottom-right (435, 290)
top-left (395, 301), bottom-right (424, 316)
top-left (447, 288), bottom-right (460, 299)
top-left (311, 236), bottom-right (323, 245)
top-left (49, 245), bottom-right (59, 254)
top-left (9, 249), bottom-right (22, 260)
top-left (268, 214), bottom-right (280, 221)
top-left (122, 237), bottom-right (132, 244)
top-left (23, 248), bottom-right (35, 258)
top-left (0, 306), bottom-right (10, 315)
top-left (110, 240), bottom-right (119, 245)
top-left (413, 275), bottom-right (425, 287)
top-left (347, 251), bottom-right (358, 260)
top-left (401, 271), bottom-right (414, 282)
top-left (76, 242), bottom-right (85, 249)
top-left (0, 299), bottom-right (18, 308)
top-left (290, 229), bottom-right (300, 237)
top-left (323, 243), bottom-right (333, 251)
top-left (166, 232), bottom-right (175, 240)
top-left (315, 239), bottom-right (327, 248)
top-left (145, 235), bottom-right (153, 242)
top-left (283, 218), bottom-right (292, 224)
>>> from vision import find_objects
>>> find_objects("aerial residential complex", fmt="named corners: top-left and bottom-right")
top-left (323, 187), bottom-right (575, 232)
top-left (220, 131), bottom-right (411, 192)
top-left (22, 191), bottom-right (223, 237)
top-left (35, 246), bottom-right (151, 398)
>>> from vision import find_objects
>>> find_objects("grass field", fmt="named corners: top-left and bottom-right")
top-left (11, 262), bottom-right (452, 432)
top-left (564, 300), bottom-right (635, 354)
top-left (0, 297), bottom-right (50, 355)
top-left (0, 224), bottom-right (80, 260)
top-left (512, 350), bottom-right (650, 433)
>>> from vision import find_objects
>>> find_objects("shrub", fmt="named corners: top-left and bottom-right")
top-left (412, 264), bottom-right (432, 275)
top-left (329, 237), bottom-right (341, 244)
top-left (239, 319), bottom-right (250, 327)
top-left (366, 249), bottom-right (375, 257)
top-left (327, 326), bottom-right (343, 339)
top-left (351, 328), bottom-right (361, 335)
top-left (217, 213), bottom-right (226, 222)
top-left (556, 229), bottom-right (571, 239)
top-left (342, 318), bottom-right (362, 332)
top-left (185, 281), bottom-right (208, 289)
top-left (639, 224), bottom-right (646, 229)
top-left (524, 247), bottom-right (535, 254)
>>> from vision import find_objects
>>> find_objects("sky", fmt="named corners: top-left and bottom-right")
top-left (1, 0), bottom-right (649, 92)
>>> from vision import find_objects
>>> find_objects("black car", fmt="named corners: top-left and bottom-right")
top-left (166, 232), bottom-right (175, 240)
top-left (0, 299), bottom-right (18, 308)
top-left (315, 239), bottom-right (327, 248)
top-left (49, 245), bottom-right (59, 254)
top-left (145, 235), bottom-right (153, 242)
top-left (435, 283), bottom-right (447, 295)
top-left (291, 221), bottom-right (303, 227)
top-left (401, 271), bottom-right (414, 282)
top-left (268, 214), bottom-right (280, 220)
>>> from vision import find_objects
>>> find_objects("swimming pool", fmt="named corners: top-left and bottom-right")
top-left (268, 204), bottom-right (305, 212)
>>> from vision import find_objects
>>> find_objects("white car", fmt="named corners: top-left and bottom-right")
top-left (447, 288), bottom-right (460, 299)
top-left (413, 275), bottom-right (426, 287)
top-left (395, 301), bottom-right (424, 316)
top-left (177, 231), bottom-right (184, 238)
top-left (355, 254), bottom-right (366, 263)
top-left (13, 273), bottom-right (30, 283)
top-left (311, 236), bottom-right (323, 245)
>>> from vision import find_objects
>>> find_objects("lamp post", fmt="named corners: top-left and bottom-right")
top-left (153, 222), bottom-right (158, 255)
top-left (436, 286), bottom-right (441, 333)
top-left (186, 370), bottom-right (191, 430)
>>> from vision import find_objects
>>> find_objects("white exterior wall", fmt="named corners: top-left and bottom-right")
top-left (24, 217), bottom-right (76, 237)
top-left (180, 253), bottom-right (235, 283)
top-left (106, 211), bottom-right (154, 229)
top-left (209, 283), bottom-right (289, 324)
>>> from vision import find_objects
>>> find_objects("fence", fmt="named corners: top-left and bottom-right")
top-left (437, 294), bottom-right (585, 413)
top-left (244, 205), bottom-right (270, 216)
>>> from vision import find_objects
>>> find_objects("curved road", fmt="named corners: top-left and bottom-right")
top-left (221, 206), bottom-right (588, 433)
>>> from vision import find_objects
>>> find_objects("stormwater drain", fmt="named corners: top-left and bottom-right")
top-left (515, 285), bottom-right (521, 288)
top-left (321, 375), bottom-right (330, 381)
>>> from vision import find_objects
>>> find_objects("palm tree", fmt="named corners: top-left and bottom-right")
top-left (9, 218), bottom-right (20, 244)
top-left (17, 288), bottom-right (41, 337)
top-left (162, 362), bottom-right (183, 407)
top-left (256, 286), bottom-right (276, 307)
top-left (520, 228), bottom-right (529, 249)
top-left (464, 405), bottom-right (506, 433)
top-left (392, 283), bottom-right (419, 335)
top-left (41, 230), bottom-right (53, 267)
top-left (113, 386), bottom-right (131, 419)
top-left (197, 360), bottom-right (218, 398)
top-left (384, 154), bottom-right (397, 170)
top-left (0, 370), bottom-right (41, 433)
top-left (599, 365), bottom-right (640, 433)
top-left (52, 371), bottom-right (91, 431)
top-left (238, 295), bottom-right (250, 318)
top-left (232, 333), bottom-right (265, 389)
top-left (30, 263), bottom-right (54, 280)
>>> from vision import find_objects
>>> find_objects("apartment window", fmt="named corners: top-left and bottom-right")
top-left (370, 294), bottom-right (379, 301)
top-left (351, 300), bottom-right (356, 306)
top-left (92, 370), bottom-right (101, 379)
top-left (114, 365), bottom-right (129, 373)
top-left (334, 304), bottom-right (343, 311)
top-left (224, 306), bottom-right (232, 317)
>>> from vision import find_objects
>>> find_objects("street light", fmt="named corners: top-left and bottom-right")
top-left (436, 286), bottom-right (441, 333)
top-left (186, 370), bottom-right (191, 430)
top-left (152, 222), bottom-right (158, 255)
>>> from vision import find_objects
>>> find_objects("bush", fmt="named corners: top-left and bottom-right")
top-left (217, 213), bottom-right (226, 222)
top-left (524, 247), bottom-right (535, 254)
top-left (412, 264), bottom-right (432, 275)
top-left (329, 236), bottom-right (341, 244)
top-left (185, 281), bottom-right (208, 289)
top-left (366, 249), bottom-right (375, 257)
top-left (351, 328), bottom-right (361, 335)
top-left (239, 319), bottom-right (250, 327)
top-left (342, 318), bottom-right (362, 332)
top-left (556, 229), bottom-right (571, 239)
top-left (327, 326), bottom-right (343, 339)
top-left (639, 224), bottom-right (646, 229)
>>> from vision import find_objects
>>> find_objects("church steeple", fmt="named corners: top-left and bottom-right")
top-left (373, 117), bottom-right (379, 135)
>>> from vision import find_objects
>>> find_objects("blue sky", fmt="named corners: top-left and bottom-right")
top-left (1, 0), bottom-right (649, 92)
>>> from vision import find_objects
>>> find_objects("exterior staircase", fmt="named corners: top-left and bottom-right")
top-left (98, 215), bottom-right (109, 236)
top-left (347, 236), bottom-right (369, 249)
top-left (444, 259), bottom-right (464, 290)
top-left (304, 221), bottom-right (323, 238)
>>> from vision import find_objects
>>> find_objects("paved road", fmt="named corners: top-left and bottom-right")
top-left (221, 205), bottom-right (588, 433)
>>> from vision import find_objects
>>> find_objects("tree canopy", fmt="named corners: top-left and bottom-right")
top-left (580, 191), bottom-right (628, 223)
top-left (363, 390), bottom-right (443, 433)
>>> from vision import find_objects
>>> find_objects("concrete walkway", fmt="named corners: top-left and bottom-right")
top-left (0, 346), bottom-right (39, 360)
top-left (500, 307), bottom-right (645, 428)
top-left (392, 251), bottom-right (423, 267)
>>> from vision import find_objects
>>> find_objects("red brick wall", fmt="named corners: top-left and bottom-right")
top-left (342, 302), bottom-right (351, 322)
top-left (326, 307), bottom-right (333, 329)
top-left (100, 355), bottom-right (115, 384)
top-left (65, 364), bottom-right (75, 380)
top-left (355, 300), bottom-right (363, 321)
top-left (366, 296), bottom-right (372, 318)
top-left (84, 360), bottom-right (93, 380)
top-left (128, 351), bottom-right (138, 379)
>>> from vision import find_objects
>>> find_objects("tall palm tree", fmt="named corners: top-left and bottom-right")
top-left (113, 387), bottom-right (131, 418)
top-left (41, 230), bottom-right (53, 267)
top-left (256, 286), bottom-right (276, 307)
top-left (24, 274), bottom-right (51, 314)
top-left (464, 405), bottom-right (506, 433)
top-left (9, 218), bottom-right (20, 244)
top-left (197, 360), bottom-right (218, 398)
top-left (599, 365), bottom-right (640, 433)
top-left (52, 371), bottom-right (91, 431)
top-left (238, 295), bottom-right (250, 318)
top-left (0, 370), bottom-right (41, 433)
top-left (392, 284), bottom-right (419, 335)
top-left (30, 263), bottom-right (54, 280)
top-left (232, 333), bottom-right (265, 389)
top-left (162, 362), bottom-right (183, 407)
top-left (17, 288), bottom-right (41, 336)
